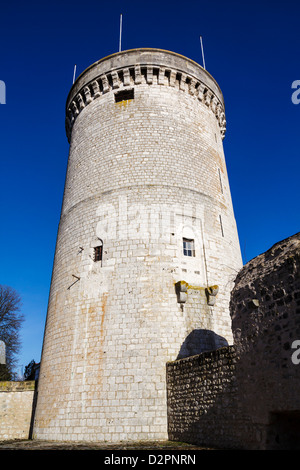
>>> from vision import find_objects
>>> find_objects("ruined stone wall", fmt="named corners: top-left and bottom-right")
top-left (230, 232), bottom-right (300, 449)
top-left (166, 347), bottom-right (256, 449)
top-left (0, 381), bottom-right (35, 440)
top-left (167, 232), bottom-right (300, 450)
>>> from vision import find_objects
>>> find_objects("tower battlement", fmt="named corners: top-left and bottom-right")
top-left (66, 49), bottom-right (226, 142)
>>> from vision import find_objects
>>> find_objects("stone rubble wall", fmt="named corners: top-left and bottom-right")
top-left (230, 232), bottom-right (300, 448)
top-left (166, 346), bottom-right (257, 449)
top-left (167, 232), bottom-right (300, 450)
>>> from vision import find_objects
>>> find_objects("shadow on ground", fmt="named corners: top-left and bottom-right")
top-left (0, 439), bottom-right (212, 450)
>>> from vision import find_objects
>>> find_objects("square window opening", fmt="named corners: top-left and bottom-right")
top-left (183, 238), bottom-right (195, 257)
top-left (114, 88), bottom-right (134, 103)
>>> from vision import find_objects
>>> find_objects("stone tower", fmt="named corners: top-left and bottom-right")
top-left (33, 48), bottom-right (242, 442)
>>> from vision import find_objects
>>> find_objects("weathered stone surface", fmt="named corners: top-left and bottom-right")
top-left (0, 381), bottom-right (36, 441)
top-left (167, 346), bottom-right (244, 449)
top-left (167, 232), bottom-right (300, 449)
top-left (33, 48), bottom-right (242, 443)
top-left (230, 232), bottom-right (300, 448)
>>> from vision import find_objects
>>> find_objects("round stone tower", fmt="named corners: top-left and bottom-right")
top-left (33, 48), bottom-right (242, 442)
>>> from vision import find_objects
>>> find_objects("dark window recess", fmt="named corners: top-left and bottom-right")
top-left (183, 238), bottom-right (195, 257)
top-left (218, 168), bottom-right (223, 193)
top-left (94, 246), bottom-right (103, 262)
top-left (114, 88), bottom-right (134, 103)
top-left (219, 214), bottom-right (224, 237)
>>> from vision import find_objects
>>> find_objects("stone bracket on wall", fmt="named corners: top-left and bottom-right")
top-left (175, 281), bottom-right (219, 306)
top-left (175, 281), bottom-right (188, 304)
top-left (205, 285), bottom-right (219, 306)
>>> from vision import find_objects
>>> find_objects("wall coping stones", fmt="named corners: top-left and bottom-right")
top-left (167, 345), bottom-right (237, 367)
top-left (0, 381), bottom-right (35, 392)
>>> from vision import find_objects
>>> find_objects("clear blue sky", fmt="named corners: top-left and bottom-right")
top-left (0, 0), bottom-right (299, 374)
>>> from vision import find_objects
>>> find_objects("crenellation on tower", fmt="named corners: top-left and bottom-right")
top-left (65, 49), bottom-right (227, 143)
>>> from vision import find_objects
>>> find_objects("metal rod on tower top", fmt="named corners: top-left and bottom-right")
top-left (73, 64), bottom-right (77, 84)
top-left (119, 14), bottom-right (123, 52)
top-left (200, 36), bottom-right (206, 70)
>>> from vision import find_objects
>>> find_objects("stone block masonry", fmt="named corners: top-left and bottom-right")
top-left (32, 48), bottom-right (242, 442)
top-left (0, 381), bottom-right (36, 440)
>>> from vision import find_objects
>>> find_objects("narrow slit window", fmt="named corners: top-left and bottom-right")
top-left (219, 215), bottom-right (224, 237)
top-left (218, 168), bottom-right (223, 193)
top-left (183, 238), bottom-right (195, 257)
top-left (114, 88), bottom-right (134, 103)
top-left (94, 246), bottom-right (103, 262)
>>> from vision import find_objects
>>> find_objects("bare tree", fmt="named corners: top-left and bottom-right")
top-left (0, 285), bottom-right (24, 376)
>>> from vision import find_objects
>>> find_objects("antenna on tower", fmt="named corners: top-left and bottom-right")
top-left (119, 14), bottom-right (123, 52)
top-left (73, 64), bottom-right (77, 84)
top-left (200, 36), bottom-right (206, 70)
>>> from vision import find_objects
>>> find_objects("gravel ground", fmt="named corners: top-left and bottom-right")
top-left (0, 439), bottom-right (212, 451)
